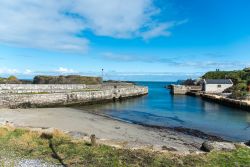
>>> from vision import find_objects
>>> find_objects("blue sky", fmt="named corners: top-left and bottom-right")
top-left (0, 0), bottom-right (250, 81)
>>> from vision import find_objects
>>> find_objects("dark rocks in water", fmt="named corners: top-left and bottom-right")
top-left (128, 123), bottom-right (226, 142)
top-left (171, 127), bottom-right (225, 141)
top-left (245, 141), bottom-right (250, 146)
top-left (33, 75), bottom-right (102, 85)
top-left (201, 141), bottom-right (236, 152)
top-left (162, 146), bottom-right (177, 151)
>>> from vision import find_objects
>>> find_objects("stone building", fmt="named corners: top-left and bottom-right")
top-left (202, 79), bottom-right (233, 94)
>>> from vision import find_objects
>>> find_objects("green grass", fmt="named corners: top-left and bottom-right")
top-left (0, 127), bottom-right (249, 167)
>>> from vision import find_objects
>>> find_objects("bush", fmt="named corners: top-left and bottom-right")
top-left (229, 83), bottom-right (248, 99)
top-left (235, 82), bottom-right (247, 91)
top-left (243, 67), bottom-right (250, 72)
top-left (181, 79), bottom-right (196, 85)
top-left (7, 76), bottom-right (18, 81)
top-left (202, 70), bottom-right (248, 84)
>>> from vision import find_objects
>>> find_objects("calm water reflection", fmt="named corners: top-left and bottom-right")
top-left (82, 82), bottom-right (250, 141)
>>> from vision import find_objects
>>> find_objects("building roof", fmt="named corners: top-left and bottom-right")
top-left (203, 79), bottom-right (233, 84)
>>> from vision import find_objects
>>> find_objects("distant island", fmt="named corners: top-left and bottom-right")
top-left (0, 75), bottom-right (103, 85)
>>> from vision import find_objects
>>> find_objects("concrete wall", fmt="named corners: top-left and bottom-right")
top-left (204, 84), bottom-right (233, 94)
top-left (0, 85), bottom-right (148, 108)
top-left (170, 85), bottom-right (188, 95)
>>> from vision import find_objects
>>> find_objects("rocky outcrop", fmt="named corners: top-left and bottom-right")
top-left (0, 76), bottom-right (22, 84)
top-left (201, 141), bottom-right (236, 152)
top-left (245, 141), bottom-right (250, 146)
top-left (33, 75), bottom-right (102, 85)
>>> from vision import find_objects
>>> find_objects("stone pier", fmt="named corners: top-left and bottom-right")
top-left (0, 84), bottom-right (148, 108)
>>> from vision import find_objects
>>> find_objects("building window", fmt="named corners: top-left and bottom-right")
top-left (217, 85), bottom-right (221, 88)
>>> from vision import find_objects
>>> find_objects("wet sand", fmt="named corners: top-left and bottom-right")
top-left (0, 108), bottom-right (207, 154)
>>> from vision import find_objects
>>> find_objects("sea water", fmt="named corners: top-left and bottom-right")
top-left (83, 81), bottom-right (250, 141)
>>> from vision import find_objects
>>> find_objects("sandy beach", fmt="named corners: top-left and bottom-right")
top-left (0, 107), bottom-right (210, 154)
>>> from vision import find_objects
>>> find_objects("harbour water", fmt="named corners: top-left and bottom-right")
top-left (82, 81), bottom-right (250, 141)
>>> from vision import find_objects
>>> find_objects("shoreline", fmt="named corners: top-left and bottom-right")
top-left (1, 124), bottom-right (249, 167)
top-left (0, 107), bottom-right (239, 154)
top-left (83, 110), bottom-right (226, 142)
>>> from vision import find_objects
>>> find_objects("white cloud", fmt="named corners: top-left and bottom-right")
top-left (0, 0), bottom-right (186, 52)
top-left (0, 0), bottom-right (88, 52)
top-left (101, 51), bottom-right (248, 70)
top-left (141, 19), bottom-right (188, 40)
top-left (102, 52), bottom-right (139, 62)
top-left (23, 69), bottom-right (32, 75)
top-left (73, 0), bottom-right (159, 38)
top-left (0, 68), bottom-right (19, 75)
top-left (55, 67), bottom-right (77, 74)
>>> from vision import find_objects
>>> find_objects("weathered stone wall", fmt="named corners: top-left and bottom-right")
top-left (170, 85), bottom-right (188, 95)
top-left (0, 84), bottom-right (148, 108)
top-left (0, 84), bottom-right (87, 94)
top-left (201, 94), bottom-right (250, 112)
top-left (86, 83), bottom-right (134, 89)
top-left (170, 85), bottom-right (202, 95)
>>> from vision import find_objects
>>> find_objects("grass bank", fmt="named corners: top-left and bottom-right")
top-left (0, 126), bottom-right (249, 167)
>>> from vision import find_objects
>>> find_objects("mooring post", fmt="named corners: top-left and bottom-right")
top-left (90, 134), bottom-right (96, 146)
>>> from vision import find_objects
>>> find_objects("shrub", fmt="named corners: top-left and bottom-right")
top-left (8, 76), bottom-right (18, 81)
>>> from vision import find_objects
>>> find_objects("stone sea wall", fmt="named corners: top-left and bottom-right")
top-left (170, 85), bottom-right (202, 95)
top-left (0, 84), bottom-right (87, 94)
top-left (201, 94), bottom-right (250, 112)
top-left (0, 84), bottom-right (148, 108)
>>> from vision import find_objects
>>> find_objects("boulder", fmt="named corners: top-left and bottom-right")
top-left (245, 141), bottom-right (250, 147)
top-left (201, 141), bottom-right (214, 152)
top-left (201, 141), bottom-right (236, 152)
